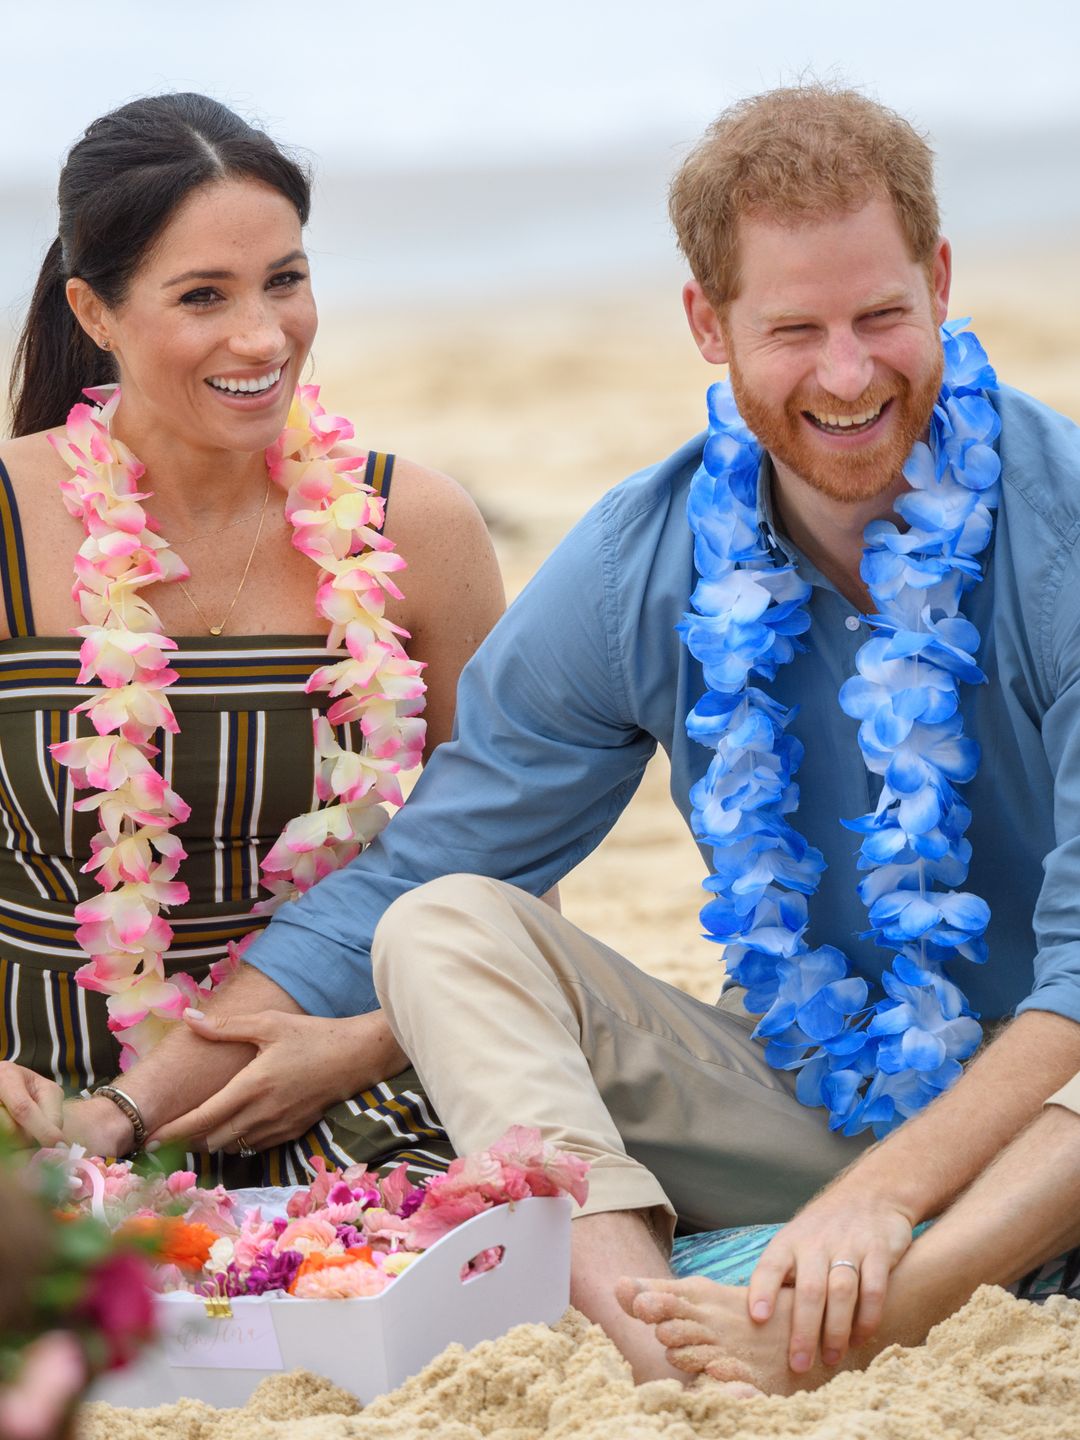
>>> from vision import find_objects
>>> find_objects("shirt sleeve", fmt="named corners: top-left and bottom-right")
top-left (243, 493), bottom-right (659, 1017)
top-left (1016, 534), bottom-right (1080, 1027)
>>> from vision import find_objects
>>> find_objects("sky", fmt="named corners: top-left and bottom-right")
top-left (4, 1), bottom-right (1080, 176)
top-left (2, 1), bottom-right (1079, 312)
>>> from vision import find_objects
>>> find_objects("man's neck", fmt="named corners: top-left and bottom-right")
top-left (768, 457), bottom-right (910, 615)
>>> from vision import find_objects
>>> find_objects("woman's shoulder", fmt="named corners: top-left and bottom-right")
top-left (375, 455), bottom-right (503, 639)
top-left (0, 430), bottom-right (65, 490)
top-left (378, 455), bottom-right (491, 556)
top-left (0, 430), bottom-right (83, 646)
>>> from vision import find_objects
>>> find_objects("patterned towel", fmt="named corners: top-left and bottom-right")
top-left (672, 1224), bottom-right (1080, 1303)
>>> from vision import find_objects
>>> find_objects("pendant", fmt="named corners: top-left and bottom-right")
top-left (210, 625), bottom-right (223, 636)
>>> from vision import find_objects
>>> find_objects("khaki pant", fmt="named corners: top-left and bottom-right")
top-left (1048, 1071), bottom-right (1080, 1116)
top-left (373, 874), bottom-right (871, 1235)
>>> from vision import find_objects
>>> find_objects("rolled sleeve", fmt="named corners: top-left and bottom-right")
top-left (1046, 1071), bottom-right (1080, 1115)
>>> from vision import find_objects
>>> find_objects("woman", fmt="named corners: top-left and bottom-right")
top-left (0, 93), bottom-right (504, 1184)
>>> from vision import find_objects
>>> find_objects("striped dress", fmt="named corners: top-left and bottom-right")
top-left (0, 453), bottom-right (453, 1187)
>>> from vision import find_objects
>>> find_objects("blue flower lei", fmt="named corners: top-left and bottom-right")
top-left (679, 323), bottom-right (1001, 1138)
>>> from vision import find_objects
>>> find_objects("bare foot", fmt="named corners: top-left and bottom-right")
top-left (571, 1212), bottom-right (687, 1384)
top-left (615, 1275), bottom-right (846, 1395)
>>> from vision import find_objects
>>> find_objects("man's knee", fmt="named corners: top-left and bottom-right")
top-left (372, 872), bottom-right (509, 999)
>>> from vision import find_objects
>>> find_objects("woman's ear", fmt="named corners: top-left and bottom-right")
top-left (683, 280), bottom-right (729, 366)
top-left (65, 278), bottom-right (112, 352)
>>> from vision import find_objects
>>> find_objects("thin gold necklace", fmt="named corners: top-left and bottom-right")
top-left (171, 488), bottom-right (271, 547)
top-left (175, 479), bottom-right (271, 636)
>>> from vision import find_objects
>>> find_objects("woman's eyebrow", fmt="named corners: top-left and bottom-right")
top-left (161, 250), bottom-right (308, 288)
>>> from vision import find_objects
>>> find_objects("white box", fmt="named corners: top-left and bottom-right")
top-left (87, 1195), bottom-right (571, 1408)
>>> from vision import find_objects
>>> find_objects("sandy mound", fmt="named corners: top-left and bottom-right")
top-left (78, 1286), bottom-right (1080, 1440)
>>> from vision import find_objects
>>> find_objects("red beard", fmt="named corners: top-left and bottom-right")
top-left (728, 349), bottom-right (943, 504)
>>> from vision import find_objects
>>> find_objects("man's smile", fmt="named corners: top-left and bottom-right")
top-left (802, 399), bottom-right (891, 437)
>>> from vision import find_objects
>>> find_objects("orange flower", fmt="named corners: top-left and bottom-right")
top-left (118, 1216), bottom-right (218, 1272)
top-left (287, 1247), bottom-right (375, 1295)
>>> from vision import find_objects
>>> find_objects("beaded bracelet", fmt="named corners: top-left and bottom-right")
top-left (92, 1084), bottom-right (149, 1154)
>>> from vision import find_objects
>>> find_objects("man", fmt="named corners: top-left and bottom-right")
top-left (24, 86), bottom-right (1080, 1385)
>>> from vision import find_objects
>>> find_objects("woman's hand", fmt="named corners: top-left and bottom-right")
top-left (150, 1007), bottom-right (407, 1153)
top-left (746, 1186), bottom-right (916, 1374)
top-left (0, 1062), bottom-right (65, 1147)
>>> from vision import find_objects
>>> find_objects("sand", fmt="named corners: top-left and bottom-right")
top-left (79, 1288), bottom-right (1080, 1439)
top-left (77, 255), bottom-right (1080, 1433)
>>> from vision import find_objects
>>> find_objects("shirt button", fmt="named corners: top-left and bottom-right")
top-left (844, 615), bottom-right (861, 631)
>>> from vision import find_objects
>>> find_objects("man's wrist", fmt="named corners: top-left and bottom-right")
top-left (823, 1149), bottom-right (923, 1225)
top-left (66, 1095), bottom-right (136, 1158)
top-left (91, 1084), bottom-right (148, 1152)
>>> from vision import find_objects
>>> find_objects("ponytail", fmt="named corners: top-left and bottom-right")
top-left (8, 237), bottom-right (115, 438)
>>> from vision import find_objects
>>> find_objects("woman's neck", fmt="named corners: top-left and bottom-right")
top-left (110, 403), bottom-right (269, 536)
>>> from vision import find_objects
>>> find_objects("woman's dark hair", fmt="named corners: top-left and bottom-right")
top-left (9, 93), bottom-right (311, 437)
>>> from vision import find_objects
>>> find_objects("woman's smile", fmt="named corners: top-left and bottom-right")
top-left (204, 364), bottom-right (288, 409)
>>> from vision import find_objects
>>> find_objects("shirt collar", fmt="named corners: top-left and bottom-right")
top-left (753, 451), bottom-right (834, 593)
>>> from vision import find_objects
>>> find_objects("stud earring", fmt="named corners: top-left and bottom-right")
top-left (100, 338), bottom-right (112, 352)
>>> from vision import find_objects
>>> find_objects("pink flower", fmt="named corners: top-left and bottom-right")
top-left (462, 1245), bottom-right (505, 1280)
top-left (404, 1190), bottom-right (492, 1249)
top-left (376, 1163), bottom-right (419, 1217)
top-left (291, 1261), bottom-right (390, 1299)
top-left (181, 1185), bottom-right (237, 1236)
top-left (77, 1250), bottom-right (157, 1369)
top-left (274, 1215), bottom-right (339, 1256)
top-left (152, 1262), bottom-right (189, 1294)
top-left (0, 1331), bottom-right (87, 1440)
top-left (359, 1206), bottom-right (411, 1245)
top-left (489, 1125), bottom-right (591, 1204)
top-left (234, 1212), bottom-right (280, 1269)
top-left (166, 1170), bottom-right (198, 1197)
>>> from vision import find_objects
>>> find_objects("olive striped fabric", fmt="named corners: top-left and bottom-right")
top-left (0, 453), bottom-right (453, 1186)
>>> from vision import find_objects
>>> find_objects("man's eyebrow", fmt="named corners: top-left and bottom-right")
top-left (161, 250), bottom-right (307, 289)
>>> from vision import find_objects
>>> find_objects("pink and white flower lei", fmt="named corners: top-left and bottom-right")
top-left (49, 384), bottom-right (426, 1069)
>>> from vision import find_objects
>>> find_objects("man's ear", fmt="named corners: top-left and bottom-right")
top-left (683, 280), bottom-right (729, 366)
top-left (930, 236), bottom-right (952, 326)
top-left (65, 278), bottom-right (112, 351)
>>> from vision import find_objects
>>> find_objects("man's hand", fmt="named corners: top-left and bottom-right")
top-left (747, 1186), bottom-right (916, 1373)
top-left (0, 1062), bottom-right (65, 1147)
top-left (151, 1007), bottom-right (407, 1153)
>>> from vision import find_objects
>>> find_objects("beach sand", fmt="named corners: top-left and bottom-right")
top-left (80, 1288), bottom-right (1080, 1439)
top-left (80, 255), bottom-right (1080, 1433)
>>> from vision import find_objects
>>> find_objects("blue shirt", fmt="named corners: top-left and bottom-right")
top-left (248, 385), bottom-right (1080, 1033)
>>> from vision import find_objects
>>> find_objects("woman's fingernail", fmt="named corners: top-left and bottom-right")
top-left (145, 1141), bottom-right (161, 1153)
top-left (791, 1351), bottom-right (811, 1373)
top-left (184, 1007), bottom-right (206, 1021)
top-left (823, 1348), bottom-right (840, 1366)
top-left (751, 1301), bottom-right (770, 1320)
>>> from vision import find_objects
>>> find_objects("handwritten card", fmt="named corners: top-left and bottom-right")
top-left (159, 1296), bottom-right (285, 1371)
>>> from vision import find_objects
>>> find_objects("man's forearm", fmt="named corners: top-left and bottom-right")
top-left (861, 1100), bottom-right (1080, 1358)
top-left (94, 965), bottom-right (304, 1137)
top-left (827, 1010), bottom-right (1080, 1224)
